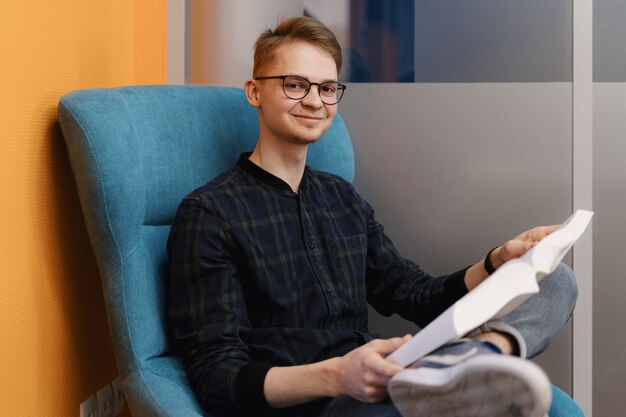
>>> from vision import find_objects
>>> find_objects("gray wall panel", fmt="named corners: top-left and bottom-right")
top-left (339, 83), bottom-right (573, 392)
top-left (593, 83), bottom-right (626, 417)
top-left (415, 0), bottom-right (572, 82)
top-left (594, 0), bottom-right (626, 82)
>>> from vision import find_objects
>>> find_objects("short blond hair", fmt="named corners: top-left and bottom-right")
top-left (253, 16), bottom-right (342, 77)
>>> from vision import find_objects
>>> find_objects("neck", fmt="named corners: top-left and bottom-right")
top-left (249, 140), bottom-right (307, 193)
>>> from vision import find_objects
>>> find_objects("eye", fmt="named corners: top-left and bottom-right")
top-left (284, 77), bottom-right (308, 91)
top-left (320, 83), bottom-right (338, 94)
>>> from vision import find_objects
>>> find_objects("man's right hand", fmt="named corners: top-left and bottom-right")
top-left (263, 335), bottom-right (411, 408)
top-left (328, 335), bottom-right (412, 403)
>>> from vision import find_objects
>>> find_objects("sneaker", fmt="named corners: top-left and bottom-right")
top-left (388, 339), bottom-right (551, 417)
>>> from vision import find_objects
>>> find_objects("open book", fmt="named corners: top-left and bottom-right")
top-left (387, 209), bottom-right (594, 367)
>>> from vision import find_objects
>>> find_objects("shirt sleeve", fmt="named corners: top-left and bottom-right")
top-left (361, 198), bottom-right (470, 328)
top-left (167, 196), bottom-right (272, 414)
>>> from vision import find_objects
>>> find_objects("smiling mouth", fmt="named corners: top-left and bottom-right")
top-left (293, 114), bottom-right (324, 120)
top-left (292, 114), bottom-right (326, 128)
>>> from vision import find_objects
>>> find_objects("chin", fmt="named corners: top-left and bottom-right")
top-left (289, 135), bottom-right (321, 145)
top-left (295, 126), bottom-right (331, 144)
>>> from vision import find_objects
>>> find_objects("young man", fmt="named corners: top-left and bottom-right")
top-left (168, 16), bottom-right (578, 417)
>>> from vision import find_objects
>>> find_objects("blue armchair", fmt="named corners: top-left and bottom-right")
top-left (57, 86), bottom-right (353, 416)
top-left (58, 86), bottom-right (582, 416)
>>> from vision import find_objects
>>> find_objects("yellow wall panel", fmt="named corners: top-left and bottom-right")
top-left (134, 0), bottom-right (168, 83)
top-left (0, 1), bottom-right (166, 416)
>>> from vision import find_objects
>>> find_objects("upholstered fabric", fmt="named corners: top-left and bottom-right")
top-left (550, 385), bottom-right (585, 417)
top-left (58, 85), bottom-right (353, 417)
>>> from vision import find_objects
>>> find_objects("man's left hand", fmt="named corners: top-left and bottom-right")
top-left (490, 225), bottom-right (559, 269)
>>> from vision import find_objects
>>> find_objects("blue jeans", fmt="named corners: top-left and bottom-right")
top-left (316, 263), bottom-right (580, 417)
top-left (468, 263), bottom-right (579, 359)
top-left (315, 387), bottom-right (583, 417)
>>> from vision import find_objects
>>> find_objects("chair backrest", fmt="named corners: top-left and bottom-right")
top-left (58, 85), bottom-right (354, 415)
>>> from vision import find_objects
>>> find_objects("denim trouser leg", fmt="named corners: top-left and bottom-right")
top-left (477, 262), bottom-right (578, 359)
top-left (317, 397), bottom-right (402, 417)
top-left (316, 386), bottom-right (583, 417)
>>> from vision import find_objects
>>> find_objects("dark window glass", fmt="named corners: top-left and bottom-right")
top-left (307, 0), bottom-right (572, 83)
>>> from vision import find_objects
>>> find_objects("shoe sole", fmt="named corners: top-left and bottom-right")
top-left (388, 355), bottom-right (551, 417)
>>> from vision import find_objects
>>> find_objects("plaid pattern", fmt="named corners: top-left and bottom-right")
top-left (167, 154), bottom-right (469, 414)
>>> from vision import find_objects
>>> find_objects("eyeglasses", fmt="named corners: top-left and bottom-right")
top-left (254, 75), bottom-right (346, 105)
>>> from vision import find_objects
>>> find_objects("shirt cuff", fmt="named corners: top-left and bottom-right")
top-left (234, 363), bottom-right (273, 411)
top-left (444, 265), bottom-right (471, 298)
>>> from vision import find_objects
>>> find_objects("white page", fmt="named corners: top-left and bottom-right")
top-left (521, 210), bottom-right (593, 276)
top-left (388, 261), bottom-right (538, 366)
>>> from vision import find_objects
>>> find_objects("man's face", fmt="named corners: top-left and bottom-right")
top-left (252, 41), bottom-right (339, 145)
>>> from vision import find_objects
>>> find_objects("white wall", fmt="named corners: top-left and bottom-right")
top-left (186, 0), bottom-right (304, 86)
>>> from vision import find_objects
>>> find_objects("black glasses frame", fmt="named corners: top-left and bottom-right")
top-left (254, 75), bottom-right (346, 105)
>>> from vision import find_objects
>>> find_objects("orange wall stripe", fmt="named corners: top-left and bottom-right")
top-left (0, 1), bottom-right (166, 416)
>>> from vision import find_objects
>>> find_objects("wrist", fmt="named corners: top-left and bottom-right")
top-left (491, 246), bottom-right (505, 269)
top-left (322, 357), bottom-right (343, 398)
top-left (484, 246), bottom-right (498, 275)
top-left (264, 359), bottom-right (343, 408)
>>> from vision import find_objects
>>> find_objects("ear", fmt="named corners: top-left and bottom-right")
top-left (244, 79), bottom-right (261, 107)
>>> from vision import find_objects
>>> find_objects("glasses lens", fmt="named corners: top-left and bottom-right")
top-left (319, 82), bottom-right (339, 102)
top-left (320, 82), bottom-right (344, 104)
top-left (283, 76), bottom-right (309, 99)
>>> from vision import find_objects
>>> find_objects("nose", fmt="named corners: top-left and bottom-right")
top-left (300, 84), bottom-right (324, 108)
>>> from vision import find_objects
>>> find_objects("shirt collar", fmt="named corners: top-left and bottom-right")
top-left (237, 152), bottom-right (308, 193)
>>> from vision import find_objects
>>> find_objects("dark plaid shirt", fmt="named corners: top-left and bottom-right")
top-left (167, 153), bottom-right (469, 416)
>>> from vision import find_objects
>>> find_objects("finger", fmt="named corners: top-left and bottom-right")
top-left (363, 369), bottom-right (394, 387)
top-left (360, 385), bottom-right (388, 403)
top-left (501, 240), bottom-right (535, 261)
top-left (366, 353), bottom-right (404, 377)
top-left (536, 225), bottom-right (559, 239)
top-left (519, 225), bottom-right (559, 242)
top-left (518, 229), bottom-right (538, 242)
top-left (368, 337), bottom-right (411, 354)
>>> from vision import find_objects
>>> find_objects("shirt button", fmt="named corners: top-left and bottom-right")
top-left (325, 286), bottom-right (332, 292)
top-left (309, 242), bottom-right (315, 249)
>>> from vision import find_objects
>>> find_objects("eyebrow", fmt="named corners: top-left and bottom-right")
top-left (289, 74), bottom-right (339, 83)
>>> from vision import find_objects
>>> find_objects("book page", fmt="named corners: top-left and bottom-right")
top-left (387, 261), bottom-right (538, 366)
top-left (521, 210), bottom-right (593, 278)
